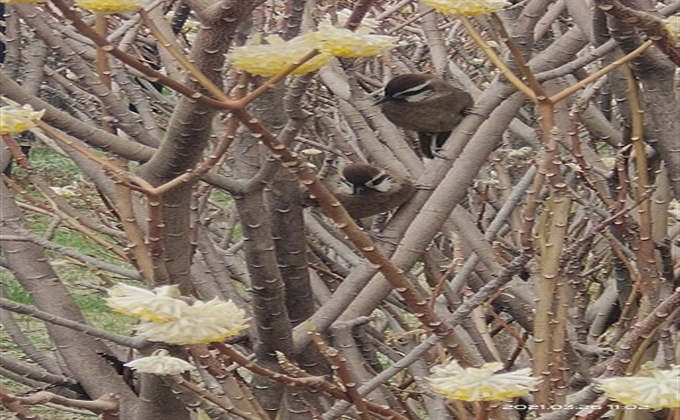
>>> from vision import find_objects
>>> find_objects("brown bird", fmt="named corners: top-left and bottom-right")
top-left (330, 163), bottom-right (416, 219)
top-left (376, 74), bottom-right (473, 159)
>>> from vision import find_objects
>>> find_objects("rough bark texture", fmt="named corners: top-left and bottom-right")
top-left (0, 184), bottom-right (141, 419)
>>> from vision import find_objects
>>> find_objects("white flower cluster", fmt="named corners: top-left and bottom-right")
top-left (0, 104), bottom-right (44, 135)
top-left (429, 360), bottom-right (539, 402)
top-left (228, 13), bottom-right (397, 77)
top-left (596, 364), bottom-right (680, 409)
top-left (419, 0), bottom-right (509, 16)
top-left (107, 283), bottom-right (249, 345)
top-left (125, 349), bottom-right (195, 376)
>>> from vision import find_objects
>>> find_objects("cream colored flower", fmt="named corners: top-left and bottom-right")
top-left (596, 365), bottom-right (680, 409)
top-left (419, 0), bottom-right (509, 16)
top-left (75, 0), bottom-right (143, 14)
top-left (228, 34), bottom-right (333, 77)
top-left (125, 349), bottom-right (195, 375)
top-left (314, 24), bottom-right (397, 58)
top-left (429, 360), bottom-right (538, 401)
top-left (107, 283), bottom-right (249, 345)
top-left (106, 283), bottom-right (185, 322)
top-left (664, 16), bottom-right (680, 41)
top-left (600, 157), bottom-right (616, 170)
top-left (134, 298), bottom-right (250, 345)
top-left (0, 105), bottom-right (44, 135)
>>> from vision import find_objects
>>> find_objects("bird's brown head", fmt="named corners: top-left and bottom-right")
top-left (341, 163), bottom-right (394, 194)
top-left (376, 74), bottom-right (437, 104)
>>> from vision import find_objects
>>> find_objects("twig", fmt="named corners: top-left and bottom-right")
top-left (490, 14), bottom-right (546, 98)
top-left (48, 0), bottom-right (231, 110)
top-left (459, 16), bottom-right (536, 100)
top-left (594, 0), bottom-right (680, 65)
top-left (240, 106), bottom-right (454, 337)
top-left (605, 288), bottom-right (680, 376)
top-left (166, 375), bottom-right (262, 420)
top-left (623, 64), bottom-right (659, 303)
top-left (0, 297), bottom-right (148, 349)
top-left (140, 10), bottom-right (231, 102)
top-left (113, 183), bottom-right (156, 283)
top-left (213, 342), bottom-right (410, 420)
top-left (1, 388), bottom-right (119, 419)
top-left (548, 40), bottom-right (653, 103)
top-left (310, 332), bottom-right (372, 420)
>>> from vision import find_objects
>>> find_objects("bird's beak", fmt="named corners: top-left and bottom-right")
top-left (374, 96), bottom-right (392, 105)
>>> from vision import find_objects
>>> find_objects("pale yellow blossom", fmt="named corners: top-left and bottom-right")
top-left (106, 283), bottom-right (249, 345)
top-left (429, 360), bottom-right (538, 401)
top-left (664, 16), bottom-right (680, 41)
top-left (134, 298), bottom-right (249, 345)
top-left (0, 105), bottom-right (44, 135)
top-left (75, 0), bottom-right (143, 14)
top-left (314, 24), bottom-right (397, 58)
top-left (596, 364), bottom-right (680, 409)
top-left (107, 283), bottom-right (185, 322)
top-left (600, 157), bottom-right (616, 170)
top-left (125, 349), bottom-right (195, 375)
top-left (229, 22), bottom-right (397, 76)
top-left (228, 34), bottom-right (333, 77)
top-left (419, 0), bottom-right (509, 16)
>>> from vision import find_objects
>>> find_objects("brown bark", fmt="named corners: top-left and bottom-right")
top-left (0, 183), bottom-right (140, 418)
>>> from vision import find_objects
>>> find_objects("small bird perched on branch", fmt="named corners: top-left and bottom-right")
top-left (329, 163), bottom-right (416, 219)
top-left (376, 73), bottom-right (473, 159)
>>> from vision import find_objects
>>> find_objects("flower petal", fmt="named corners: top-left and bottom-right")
top-left (75, 0), bottom-right (143, 14)
top-left (596, 366), bottom-right (680, 409)
top-left (315, 24), bottom-right (397, 58)
top-left (228, 35), bottom-right (333, 77)
top-left (0, 105), bottom-right (44, 135)
top-left (419, 0), bottom-right (509, 16)
top-left (428, 360), bottom-right (538, 402)
top-left (125, 349), bottom-right (195, 375)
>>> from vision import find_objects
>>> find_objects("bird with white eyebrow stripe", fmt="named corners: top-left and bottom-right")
top-left (328, 163), bottom-right (416, 219)
top-left (376, 74), bottom-right (474, 159)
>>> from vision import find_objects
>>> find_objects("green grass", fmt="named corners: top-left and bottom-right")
top-left (2, 277), bottom-right (32, 305)
top-left (1, 273), bottom-right (134, 335)
top-left (26, 145), bottom-right (85, 186)
top-left (1, 144), bottom-right (136, 418)
top-left (0, 273), bottom-right (134, 419)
